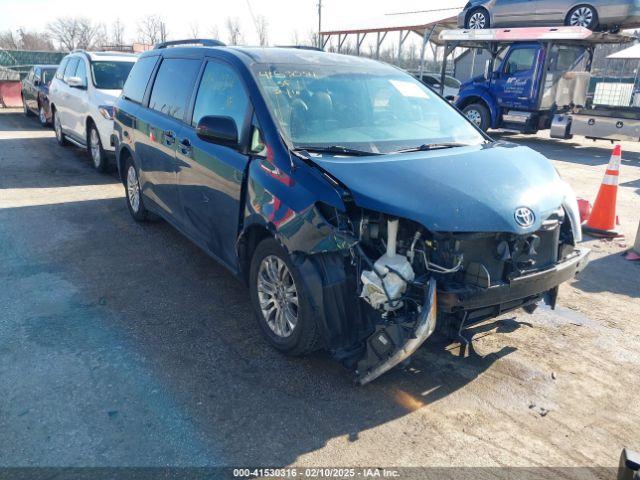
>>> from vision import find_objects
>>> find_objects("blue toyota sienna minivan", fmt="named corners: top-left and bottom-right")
top-left (112, 39), bottom-right (589, 384)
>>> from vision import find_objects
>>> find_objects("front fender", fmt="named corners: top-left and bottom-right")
top-left (242, 156), bottom-right (356, 255)
top-left (456, 87), bottom-right (500, 128)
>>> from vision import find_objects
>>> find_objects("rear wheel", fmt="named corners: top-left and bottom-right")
top-left (566, 5), bottom-right (598, 30)
top-left (249, 238), bottom-right (320, 356)
top-left (463, 103), bottom-right (490, 132)
top-left (124, 157), bottom-right (152, 222)
top-left (53, 109), bottom-right (68, 146)
top-left (465, 8), bottom-right (490, 29)
top-left (88, 124), bottom-right (108, 172)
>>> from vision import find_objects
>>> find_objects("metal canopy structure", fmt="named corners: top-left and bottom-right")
top-left (320, 8), bottom-right (462, 76)
top-left (438, 26), bottom-right (636, 48)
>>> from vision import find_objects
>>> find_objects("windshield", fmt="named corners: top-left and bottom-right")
top-left (91, 61), bottom-right (135, 90)
top-left (253, 62), bottom-right (485, 154)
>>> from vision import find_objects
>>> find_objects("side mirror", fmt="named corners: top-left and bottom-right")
top-left (66, 76), bottom-right (85, 88)
top-left (196, 115), bottom-right (239, 148)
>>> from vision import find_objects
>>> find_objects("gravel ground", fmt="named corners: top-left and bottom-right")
top-left (0, 109), bottom-right (638, 471)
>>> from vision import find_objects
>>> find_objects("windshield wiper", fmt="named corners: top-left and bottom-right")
top-left (391, 142), bottom-right (470, 154)
top-left (294, 145), bottom-right (381, 157)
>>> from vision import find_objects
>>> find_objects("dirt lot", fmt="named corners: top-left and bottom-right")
top-left (0, 108), bottom-right (638, 472)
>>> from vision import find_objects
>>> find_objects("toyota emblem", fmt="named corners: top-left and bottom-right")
top-left (514, 207), bottom-right (535, 228)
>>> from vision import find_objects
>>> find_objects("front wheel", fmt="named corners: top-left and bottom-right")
top-left (465, 8), bottom-right (490, 29)
top-left (23, 97), bottom-right (33, 117)
top-left (88, 124), bottom-right (108, 172)
top-left (38, 104), bottom-right (49, 127)
top-left (463, 103), bottom-right (490, 132)
top-left (566, 5), bottom-right (598, 30)
top-left (249, 238), bottom-right (320, 356)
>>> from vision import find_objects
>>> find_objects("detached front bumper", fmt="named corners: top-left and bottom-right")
top-left (439, 247), bottom-right (590, 313)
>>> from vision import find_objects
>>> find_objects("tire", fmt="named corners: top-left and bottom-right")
top-left (249, 238), bottom-right (320, 356)
top-left (465, 8), bottom-right (490, 29)
top-left (38, 103), bottom-right (49, 127)
top-left (53, 109), bottom-right (68, 146)
top-left (88, 123), bottom-right (108, 172)
top-left (22, 96), bottom-right (33, 117)
top-left (124, 157), bottom-right (152, 222)
top-left (463, 103), bottom-right (490, 132)
top-left (565, 5), bottom-right (598, 30)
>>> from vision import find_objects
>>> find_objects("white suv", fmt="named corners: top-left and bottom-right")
top-left (49, 51), bottom-right (137, 171)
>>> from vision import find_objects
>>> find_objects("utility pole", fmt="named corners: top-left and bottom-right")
top-left (317, 0), bottom-right (323, 48)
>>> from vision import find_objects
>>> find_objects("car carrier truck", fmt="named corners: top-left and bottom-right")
top-left (438, 26), bottom-right (640, 142)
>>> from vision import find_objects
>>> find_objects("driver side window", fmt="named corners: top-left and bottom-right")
top-left (191, 61), bottom-right (250, 141)
top-left (504, 48), bottom-right (537, 75)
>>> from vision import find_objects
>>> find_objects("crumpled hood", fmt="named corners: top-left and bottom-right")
top-left (310, 142), bottom-right (570, 233)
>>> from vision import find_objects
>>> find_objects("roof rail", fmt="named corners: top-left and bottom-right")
top-left (154, 39), bottom-right (226, 49)
top-left (275, 45), bottom-right (324, 52)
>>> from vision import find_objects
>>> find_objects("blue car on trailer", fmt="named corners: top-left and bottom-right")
top-left (112, 39), bottom-right (589, 384)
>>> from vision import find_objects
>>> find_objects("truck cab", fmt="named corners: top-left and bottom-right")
top-left (456, 40), bottom-right (590, 133)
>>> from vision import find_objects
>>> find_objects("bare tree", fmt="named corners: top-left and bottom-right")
top-left (188, 21), bottom-right (200, 39)
top-left (0, 28), bottom-right (55, 51)
top-left (290, 30), bottom-right (300, 46)
top-left (110, 18), bottom-right (126, 48)
top-left (18, 29), bottom-right (55, 50)
top-left (255, 15), bottom-right (269, 46)
top-left (137, 15), bottom-right (168, 46)
top-left (208, 25), bottom-right (220, 40)
top-left (47, 17), bottom-right (105, 51)
top-left (0, 30), bottom-right (19, 50)
top-left (306, 30), bottom-right (319, 48)
top-left (225, 17), bottom-right (243, 45)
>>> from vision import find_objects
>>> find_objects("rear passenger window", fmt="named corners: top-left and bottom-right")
top-left (63, 58), bottom-right (79, 81)
top-left (56, 58), bottom-right (69, 80)
top-left (191, 62), bottom-right (249, 131)
top-left (149, 58), bottom-right (200, 121)
top-left (122, 56), bottom-right (158, 104)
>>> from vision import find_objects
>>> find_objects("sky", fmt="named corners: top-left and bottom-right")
top-left (0, 0), bottom-right (465, 47)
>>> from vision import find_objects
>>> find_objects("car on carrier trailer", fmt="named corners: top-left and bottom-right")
top-left (440, 26), bottom-right (640, 142)
top-left (112, 39), bottom-right (590, 385)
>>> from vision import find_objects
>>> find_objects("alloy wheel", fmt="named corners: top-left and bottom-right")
top-left (39, 106), bottom-right (47, 125)
top-left (570, 7), bottom-right (594, 27)
top-left (126, 165), bottom-right (141, 213)
top-left (54, 114), bottom-right (62, 141)
top-left (90, 128), bottom-right (101, 168)
top-left (257, 255), bottom-right (299, 338)
top-left (468, 11), bottom-right (487, 29)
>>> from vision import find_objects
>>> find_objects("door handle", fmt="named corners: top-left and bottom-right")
top-left (163, 130), bottom-right (175, 145)
top-left (179, 138), bottom-right (192, 156)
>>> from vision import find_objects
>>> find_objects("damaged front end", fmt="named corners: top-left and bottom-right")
top-left (303, 201), bottom-right (588, 386)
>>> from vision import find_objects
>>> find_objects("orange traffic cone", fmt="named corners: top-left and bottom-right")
top-left (582, 145), bottom-right (623, 238)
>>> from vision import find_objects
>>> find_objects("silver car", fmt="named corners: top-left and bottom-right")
top-left (458, 0), bottom-right (640, 31)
